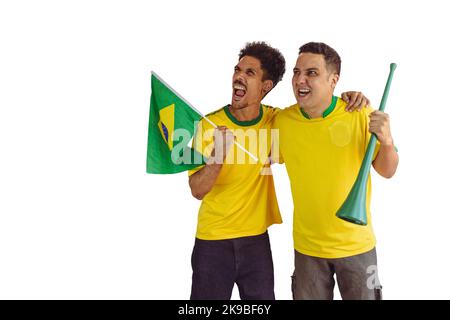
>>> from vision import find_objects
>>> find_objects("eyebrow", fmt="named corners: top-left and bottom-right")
top-left (235, 65), bottom-right (257, 73)
top-left (293, 67), bottom-right (319, 72)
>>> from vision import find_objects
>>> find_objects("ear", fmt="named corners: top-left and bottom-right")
top-left (330, 73), bottom-right (340, 89)
top-left (262, 80), bottom-right (274, 94)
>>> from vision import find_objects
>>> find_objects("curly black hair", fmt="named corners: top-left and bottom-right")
top-left (299, 42), bottom-right (341, 75)
top-left (238, 41), bottom-right (286, 88)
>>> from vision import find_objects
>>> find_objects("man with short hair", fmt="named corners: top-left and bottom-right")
top-left (274, 42), bottom-right (399, 300)
top-left (188, 41), bottom-right (370, 300)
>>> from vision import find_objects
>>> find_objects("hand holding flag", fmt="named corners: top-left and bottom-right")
top-left (146, 72), bottom-right (258, 174)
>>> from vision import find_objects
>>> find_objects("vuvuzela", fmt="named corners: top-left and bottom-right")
top-left (336, 63), bottom-right (397, 225)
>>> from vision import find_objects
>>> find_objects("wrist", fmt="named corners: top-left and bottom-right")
top-left (206, 157), bottom-right (224, 168)
top-left (379, 135), bottom-right (394, 146)
top-left (380, 140), bottom-right (394, 148)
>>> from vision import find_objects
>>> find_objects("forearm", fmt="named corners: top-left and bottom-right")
top-left (372, 143), bottom-right (399, 178)
top-left (189, 126), bottom-right (233, 200)
top-left (189, 163), bottom-right (223, 200)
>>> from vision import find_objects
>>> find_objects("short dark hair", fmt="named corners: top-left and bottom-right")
top-left (299, 42), bottom-right (341, 75)
top-left (239, 41), bottom-right (286, 87)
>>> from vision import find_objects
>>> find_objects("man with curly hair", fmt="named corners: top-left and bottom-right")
top-left (188, 42), bottom-right (369, 300)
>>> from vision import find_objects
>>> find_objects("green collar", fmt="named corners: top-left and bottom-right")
top-left (300, 95), bottom-right (337, 119)
top-left (224, 104), bottom-right (263, 126)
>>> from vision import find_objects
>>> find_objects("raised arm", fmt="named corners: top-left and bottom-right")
top-left (369, 110), bottom-right (399, 178)
top-left (189, 126), bottom-right (234, 200)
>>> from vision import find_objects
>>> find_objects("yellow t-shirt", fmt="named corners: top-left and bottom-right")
top-left (188, 104), bottom-right (282, 240)
top-left (273, 96), bottom-right (380, 259)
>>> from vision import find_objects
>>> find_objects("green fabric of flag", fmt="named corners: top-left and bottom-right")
top-left (146, 72), bottom-right (206, 174)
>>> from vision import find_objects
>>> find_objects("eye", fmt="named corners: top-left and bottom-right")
top-left (308, 70), bottom-right (318, 76)
top-left (246, 70), bottom-right (255, 76)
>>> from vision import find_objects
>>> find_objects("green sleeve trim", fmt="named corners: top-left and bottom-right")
top-left (224, 104), bottom-right (263, 126)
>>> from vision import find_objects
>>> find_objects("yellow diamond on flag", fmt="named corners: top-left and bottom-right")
top-left (158, 103), bottom-right (175, 150)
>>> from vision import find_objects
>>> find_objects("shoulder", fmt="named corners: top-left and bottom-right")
top-left (359, 105), bottom-right (375, 120)
top-left (199, 105), bottom-right (228, 128)
top-left (261, 104), bottom-right (281, 123)
top-left (361, 105), bottom-right (375, 115)
top-left (205, 105), bottom-right (226, 118)
top-left (272, 104), bottom-right (298, 127)
top-left (262, 104), bottom-right (281, 113)
top-left (336, 96), bottom-right (374, 117)
top-left (279, 103), bottom-right (299, 118)
top-left (335, 97), bottom-right (373, 121)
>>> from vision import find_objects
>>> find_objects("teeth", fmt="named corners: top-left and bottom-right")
top-left (234, 84), bottom-right (246, 90)
top-left (299, 89), bottom-right (310, 93)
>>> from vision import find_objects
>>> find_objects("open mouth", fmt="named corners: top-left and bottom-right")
top-left (298, 88), bottom-right (311, 98)
top-left (233, 83), bottom-right (247, 101)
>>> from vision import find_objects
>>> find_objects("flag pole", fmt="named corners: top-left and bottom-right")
top-left (151, 71), bottom-right (259, 162)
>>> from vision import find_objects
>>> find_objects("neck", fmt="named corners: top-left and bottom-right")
top-left (229, 102), bottom-right (261, 121)
top-left (303, 95), bottom-right (334, 119)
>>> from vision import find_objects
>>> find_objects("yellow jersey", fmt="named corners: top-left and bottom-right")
top-left (273, 96), bottom-right (380, 258)
top-left (189, 104), bottom-right (282, 240)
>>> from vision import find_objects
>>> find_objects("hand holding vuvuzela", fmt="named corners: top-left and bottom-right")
top-left (336, 63), bottom-right (397, 225)
top-left (369, 111), bottom-right (394, 146)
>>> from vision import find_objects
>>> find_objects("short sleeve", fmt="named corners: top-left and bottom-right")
top-left (188, 118), bottom-right (214, 176)
top-left (270, 113), bottom-right (284, 164)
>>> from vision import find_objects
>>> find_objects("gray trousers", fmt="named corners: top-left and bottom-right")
top-left (292, 248), bottom-right (382, 300)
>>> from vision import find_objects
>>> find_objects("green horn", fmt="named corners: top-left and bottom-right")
top-left (336, 63), bottom-right (397, 225)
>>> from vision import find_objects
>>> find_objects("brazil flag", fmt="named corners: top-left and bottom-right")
top-left (146, 72), bottom-right (206, 174)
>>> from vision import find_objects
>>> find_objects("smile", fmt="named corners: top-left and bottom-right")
top-left (298, 88), bottom-right (311, 97)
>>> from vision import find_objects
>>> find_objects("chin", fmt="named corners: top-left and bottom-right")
top-left (298, 97), bottom-right (312, 108)
top-left (296, 97), bottom-right (305, 106)
top-left (232, 101), bottom-right (247, 109)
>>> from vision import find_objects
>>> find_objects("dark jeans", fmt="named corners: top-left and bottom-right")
top-left (190, 231), bottom-right (275, 300)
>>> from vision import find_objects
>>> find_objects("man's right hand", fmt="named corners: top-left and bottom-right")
top-left (209, 126), bottom-right (235, 164)
top-left (189, 126), bottom-right (234, 200)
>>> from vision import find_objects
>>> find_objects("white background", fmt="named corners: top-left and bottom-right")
top-left (0, 0), bottom-right (449, 299)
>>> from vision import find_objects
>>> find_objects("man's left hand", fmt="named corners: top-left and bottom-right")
top-left (369, 111), bottom-right (394, 145)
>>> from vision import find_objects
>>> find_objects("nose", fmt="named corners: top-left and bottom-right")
top-left (234, 72), bottom-right (245, 84)
top-left (294, 73), bottom-right (306, 86)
